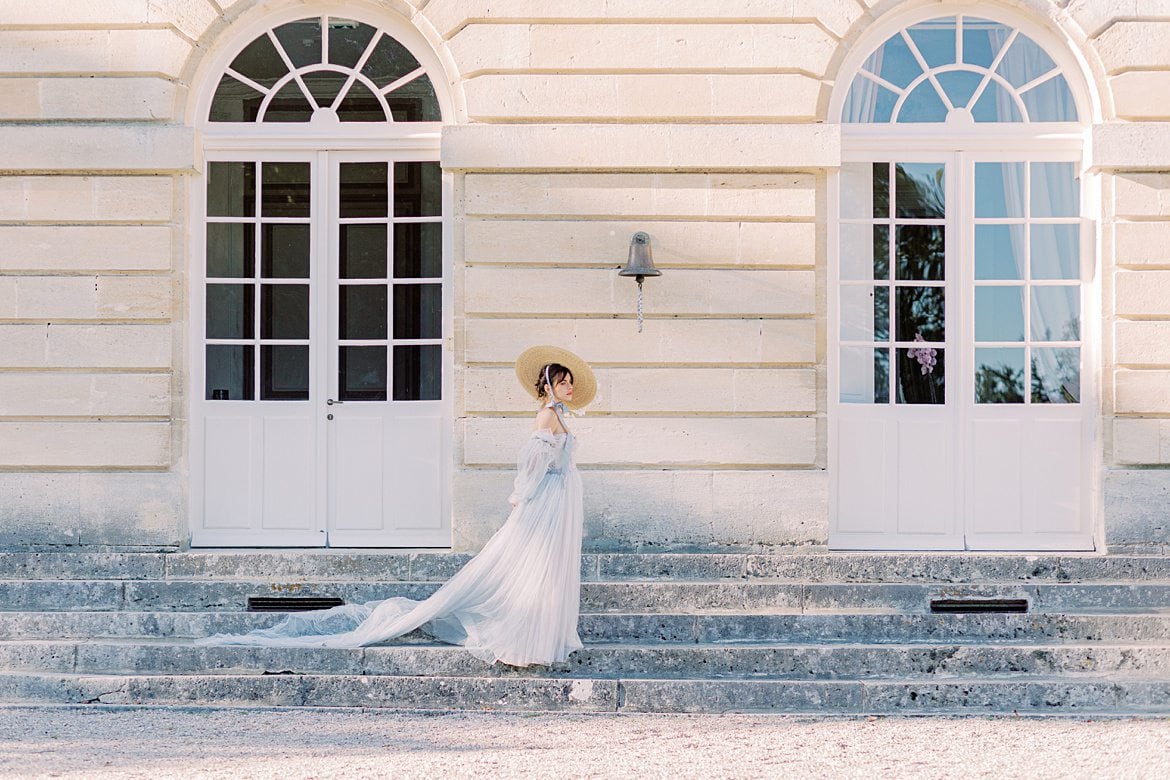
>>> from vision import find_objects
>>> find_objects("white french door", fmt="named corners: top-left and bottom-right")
top-left (831, 149), bottom-right (1093, 551)
top-left (192, 150), bottom-right (451, 547)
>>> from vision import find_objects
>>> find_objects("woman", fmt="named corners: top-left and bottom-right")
top-left (199, 345), bottom-right (594, 667)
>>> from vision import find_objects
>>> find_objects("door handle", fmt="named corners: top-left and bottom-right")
top-left (327, 398), bottom-right (343, 405)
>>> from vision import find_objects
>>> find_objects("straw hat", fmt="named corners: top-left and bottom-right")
top-left (514, 345), bottom-right (596, 410)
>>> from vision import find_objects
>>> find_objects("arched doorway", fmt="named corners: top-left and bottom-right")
top-left (829, 11), bottom-right (1096, 550)
top-left (190, 10), bottom-right (452, 547)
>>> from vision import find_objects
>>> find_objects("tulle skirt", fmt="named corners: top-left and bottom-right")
top-left (199, 467), bottom-right (585, 667)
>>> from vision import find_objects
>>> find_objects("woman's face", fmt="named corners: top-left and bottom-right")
top-left (551, 372), bottom-right (573, 402)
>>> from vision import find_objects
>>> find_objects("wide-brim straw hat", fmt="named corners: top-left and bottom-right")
top-left (514, 346), bottom-right (596, 410)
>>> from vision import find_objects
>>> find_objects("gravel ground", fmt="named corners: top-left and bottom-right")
top-left (0, 706), bottom-right (1168, 779)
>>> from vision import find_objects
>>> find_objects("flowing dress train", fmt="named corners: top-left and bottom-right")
top-left (198, 426), bottom-right (584, 667)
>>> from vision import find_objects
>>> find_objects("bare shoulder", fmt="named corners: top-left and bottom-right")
top-left (534, 407), bottom-right (565, 434)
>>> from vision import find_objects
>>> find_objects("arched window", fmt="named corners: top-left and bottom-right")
top-left (209, 16), bottom-right (440, 123)
top-left (842, 15), bottom-right (1079, 124)
top-left (191, 12), bottom-right (451, 550)
top-left (830, 11), bottom-right (1093, 552)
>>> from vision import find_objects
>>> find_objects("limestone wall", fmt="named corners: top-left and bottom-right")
top-left (2, 0), bottom-right (1169, 549)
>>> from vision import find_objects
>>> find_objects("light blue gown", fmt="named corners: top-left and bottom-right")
top-left (199, 413), bottom-right (585, 667)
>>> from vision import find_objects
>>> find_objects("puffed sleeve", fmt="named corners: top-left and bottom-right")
top-left (507, 431), bottom-right (560, 507)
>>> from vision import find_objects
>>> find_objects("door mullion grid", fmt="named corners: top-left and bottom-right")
top-left (314, 150), bottom-right (331, 542)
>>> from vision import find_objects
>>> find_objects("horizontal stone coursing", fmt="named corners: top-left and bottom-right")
top-left (463, 367), bottom-right (816, 413)
top-left (442, 124), bottom-right (841, 170)
top-left (0, 276), bottom-right (171, 320)
top-left (462, 417), bottom-right (817, 466)
top-left (0, 422), bottom-right (171, 467)
top-left (1091, 124), bottom-right (1170, 171)
top-left (1115, 321), bottom-right (1170, 365)
top-left (1115, 370), bottom-right (1170, 414)
top-left (0, 373), bottom-right (170, 417)
top-left (463, 317), bottom-right (817, 365)
top-left (0, 30), bottom-right (191, 77)
top-left (464, 267), bottom-right (814, 315)
top-left (0, 125), bottom-right (194, 172)
top-left (464, 219), bottom-right (815, 267)
top-left (1113, 419), bottom-right (1170, 465)
top-left (0, 324), bottom-right (172, 368)
top-left (0, 226), bottom-right (173, 271)
top-left (1114, 173), bottom-right (1170, 218)
top-left (0, 176), bottom-right (173, 222)
top-left (0, 78), bottom-right (177, 122)
top-left (1116, 270), bottom-right (1170, 316)
top-left (463, 173), bottom-right (816, 218)
top-left (1114, 221), bottom-right (1170, 266)
top-left (1095, 21), bottom-right (1170, 73)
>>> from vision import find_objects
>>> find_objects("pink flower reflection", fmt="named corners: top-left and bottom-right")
top-left (908, 332), bottom-right (937, 375)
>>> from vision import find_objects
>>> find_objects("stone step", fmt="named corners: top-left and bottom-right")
top-left (4, 551), bottom-right (1170, 583)
top-left (3, 611), bottom-right (1170, 644)
top-left (3, 579), bottom-right (1170, 614)
top-left (2, 639), bottom-right (1168, 680)
top-left (1, 671), bottom-right (1167, 714)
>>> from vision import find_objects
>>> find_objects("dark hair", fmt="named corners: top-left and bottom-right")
top-left (534, 363), bottom-right (573, 400)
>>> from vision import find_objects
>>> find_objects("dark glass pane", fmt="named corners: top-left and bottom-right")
top-left (263, 81), bottom-right (314, 122)
top-left (394, 162), bottom-right (442, 217)
top-left (872, 225), bottom-right (889, 279)
top-left (393, 345), bottom-right (441, 401)
top-left (302, 69), bottom-right (349, 109)
top-left (206, 223), bottom-right (254, 278)
top-left (975, 225), bottom-right (1024, 280)
top-left (261, 224), bottom-right (310, 279)
top-left (875, 348), bottom-right (890, 404)
top-left (895, 286), bottom-right (944, 342)
top-left (229, 33), bottom-right (287, 89)
top-left (1031, 286), bottom-right (1080, 341)
top-left (206, 283), bottom-right (253, 339)
top-left (394, 223), bottom-right (442, 278)
top-left (972, 80), bottom-right (1024, 122)
top-left (261, 345), bottom-right (309, 400)
top-left (261, 163), bottom-right (311, 218)
top-left (874, 286), bottom-right (889, 341)
top-left (336, 80), bottom-right (386, 122)
top-left (207, 162), bottom-right (255, 218)
top-left (936, 70), bottom-right (983, 109)
top-left (1032, 347), bottom-right (1080, 403)
top-left (862, 32), bottom-right (921, 89)
top-left (895, 163), bottom-right (945, 218)
top-left (1021, 76), bottom-right (1078, 122)
top-left (388, 75), bottom-right (441, 121)
top-left (329, 20), bottom-right (377, 68)
top-left (361, 34), bottom-right (421, 89)
top-left (974, 286), bottom-right (1025, 342)
top-left (206, 345), bottom-right (254, 401)
top-left (394, 284), bottom-right (441, 339)
top-left (341, 224), bottom-right (387, 278)
top-left (895, 225), bottom-right (945, 281)
top-left (340, 285), bottom-right (387, 339)
top-left (974, 162), bottom-right (1024, 218)
top-left (962, 18), bottom-right (1011, 68)
top-left (273, 19), bottom-right (322, 69)
top-left (339, 345), bottom-right (387, 401)
top-left (906, 17), bottom-right (956, 69)
top-left (896, 346), bottom-right (945, 404)
top-left (261, 284), bottom-right (309, 340)
top-left (340, 162), bottom-right (388, 218)
top-left (872, 162), bottom-right (889, 218)
top-left (897, 81), bottom-right (948, 123)
top-left (209, 74), bottom-right (265, 122)
top-left (1031, 224), bottom-right (1079, 280)
top-left (975, 348), bottom-right (1025, 403)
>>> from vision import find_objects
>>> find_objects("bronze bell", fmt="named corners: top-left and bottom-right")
top-left (619, 232), bottom-right (661, 283)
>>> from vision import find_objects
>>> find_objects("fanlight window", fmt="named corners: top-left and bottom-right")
top-left (209, 16), bottom-right (440, 123)
top-left (843, 16), bottom-right (1078, 124)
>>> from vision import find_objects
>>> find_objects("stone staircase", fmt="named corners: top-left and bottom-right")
top-left (1, 549), bottom-right (1169, 714)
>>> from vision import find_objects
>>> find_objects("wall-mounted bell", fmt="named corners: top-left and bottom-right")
top-left (618, 231), bottom-right (661, 332)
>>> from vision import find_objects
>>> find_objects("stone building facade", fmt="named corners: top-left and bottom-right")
top-left (0, 0), bottom-right (1167, 552)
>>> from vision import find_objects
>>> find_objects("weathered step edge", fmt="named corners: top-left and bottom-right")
top-left (2, 673), bottom-right (1168, 715)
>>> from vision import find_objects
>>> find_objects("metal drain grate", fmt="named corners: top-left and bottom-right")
top-left (930, 598), bottom-right (1029, 614)
top-left (247, 596), bottom-right (345, 612)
